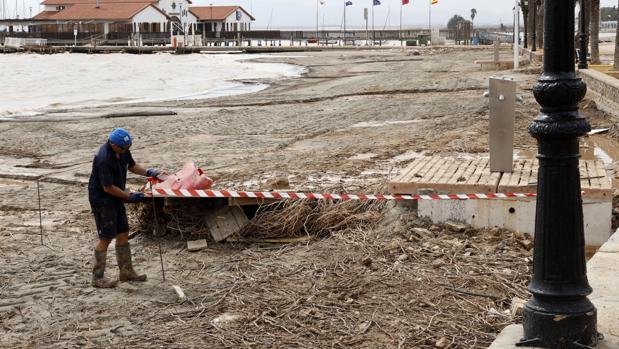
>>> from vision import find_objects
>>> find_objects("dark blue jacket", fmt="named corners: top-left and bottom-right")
top-left (88, 142), bottom-right (135, 206)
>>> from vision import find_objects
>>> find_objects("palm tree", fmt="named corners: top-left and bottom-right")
top-left (591, 0), bottom-right (601, 64)
top-left (470, 8), bottom-right (477, 41)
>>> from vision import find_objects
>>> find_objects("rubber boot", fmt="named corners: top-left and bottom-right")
top-left (116, 243), bottom-right (147, 282)
top-left (92, 250), bottom-right (118, 288)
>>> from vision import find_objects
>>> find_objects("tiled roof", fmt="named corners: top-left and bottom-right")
top-left (49, 3), bottom-right (161, 20)
top-left (42, 0), bottom-right (156, 5)
top-left (32, 10), bottom-right (59, 19)
top-left (189, 6), bottom-right (254, 21)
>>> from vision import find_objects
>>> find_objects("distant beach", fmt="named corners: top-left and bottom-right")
top-left (0, 52), bottom-right (305, 117)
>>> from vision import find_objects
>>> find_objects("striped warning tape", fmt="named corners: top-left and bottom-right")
top-left (147, 188), bottom-right (538, 201)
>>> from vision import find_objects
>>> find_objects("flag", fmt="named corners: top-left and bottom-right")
top-left (373, 0), bottom-right (380, 5)
top-left (431, 0), bottom-right (438, 4)
top-left (402, 0), bottom-right (409, 4)
top-left (346, 1), bottom-right (353, 6)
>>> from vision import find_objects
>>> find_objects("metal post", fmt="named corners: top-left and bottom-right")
top-left (521, 0), bottom-right (529, 49)
top-left (37, 179), bottom-right (44, 245)
top-left (578, 0), bottom-right (589, 69)
top-left (343, 0), bottom-right (346, 46)
top-left (517, 0), bottom-right (598, 347)
top-left (399, 0), bottom-right (403, 46)
top-left (371, 0), bottom-right (375, 45)
top-left (532, 0), bottom-right (537, 51)
top-left (316, 0), bottom-right (319, 44)
top-left (428, 0), bottom-right (431, 45)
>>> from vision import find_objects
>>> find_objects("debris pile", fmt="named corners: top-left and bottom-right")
top-left (140, 211), bottom-right (532, 348)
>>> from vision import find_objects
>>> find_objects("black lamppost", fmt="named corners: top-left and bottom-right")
top-left (516, 0), bottom-right (598, 347)
top-left (521, 0), bottom-right (529, 49)
top-left (532, 0), bottom-right (539, 51)
top-left (578, 0), bottom-right (589, 69)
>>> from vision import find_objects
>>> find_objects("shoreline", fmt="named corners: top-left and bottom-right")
top-left (0, 52), bottom-right (307, 120)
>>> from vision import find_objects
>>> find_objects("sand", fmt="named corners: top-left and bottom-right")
top-left (0, 47), bottom-right (617, 348)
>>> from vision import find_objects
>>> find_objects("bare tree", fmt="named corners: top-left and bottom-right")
top-left (591, 0), bottom-right (601, 64)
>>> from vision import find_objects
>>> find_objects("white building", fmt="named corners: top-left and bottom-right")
top-left (189, 6), bottom-right (254, 35)
top-left (32, 1), bottom-right (253, 39)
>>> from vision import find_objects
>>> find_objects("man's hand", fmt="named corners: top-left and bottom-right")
top-left (127, 192), bottom-right (146, 203)
top-left (146, 169), bottom-right (161, 178)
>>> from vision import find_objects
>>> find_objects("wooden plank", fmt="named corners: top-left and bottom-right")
top-left (447, 158), bottom-right (474, 184)
top-left (187, 239), bottom-right (208, 252)
top-left (437, 158), bottom-right (463, 185)
top-left (459, 158), bottom-right (484, 185)
top-left (393, 156), bottom-right (434, 183)
top-left (419, 157), bottom-right (448, 183)
top-left (393, 157), bottom-right (424, 182)
top-left (465, 158), bottom-right (488, 185)
top-left (580, 161), bottom-right (590, 190)
top-left (424, 158), bottom-right (452, 184)
top-left (205, 206), bottom-right (250, 242)
top-left (416, 157), bottom-right (443, 180)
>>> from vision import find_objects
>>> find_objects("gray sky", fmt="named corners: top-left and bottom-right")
top-left (3, 0), bottom-right (617, 28)
top-left (190, 0), bottom-right (618, 29)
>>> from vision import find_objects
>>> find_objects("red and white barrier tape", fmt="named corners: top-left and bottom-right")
top-left (147, 188), bottom-right (537, 201)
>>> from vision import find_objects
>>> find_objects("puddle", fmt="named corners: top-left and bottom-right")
top-left (516, 134), bottom-right (619, 187)
top-left (581, 135), bottom-right (619, 167)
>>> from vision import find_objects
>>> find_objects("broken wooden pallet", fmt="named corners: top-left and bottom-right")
top-left (205, 206), bottom-right (250, 242)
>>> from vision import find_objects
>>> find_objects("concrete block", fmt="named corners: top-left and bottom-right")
top-left (418, 198), bottom-right (612, 247)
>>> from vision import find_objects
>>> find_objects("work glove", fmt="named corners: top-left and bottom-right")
top-left (127, 192), bottom-right (146, 203)
top-left (146, 169), bottom-right (160, 178)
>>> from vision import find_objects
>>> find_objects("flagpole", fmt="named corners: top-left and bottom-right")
top-left (400, 0), bottom-right (403, 46)
top-left (316, 0), bottom-right (319, 45)
top-left (428, 0), bottom-right (432, 46)
top-left (371, 0), bottom-right (374, 45)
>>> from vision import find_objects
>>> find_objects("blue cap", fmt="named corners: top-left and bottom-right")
top-left (108, 128), bottom-right (132, 148)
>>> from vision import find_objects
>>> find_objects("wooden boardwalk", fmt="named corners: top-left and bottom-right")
top-left (389, 156), bottom-right (612, 198)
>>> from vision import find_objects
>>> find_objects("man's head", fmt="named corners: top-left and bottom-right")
top-left (108, 128), bottom-right (132, 154)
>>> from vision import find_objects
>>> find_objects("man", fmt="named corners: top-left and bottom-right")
top-left (88, 128), bottom-right (163, 288)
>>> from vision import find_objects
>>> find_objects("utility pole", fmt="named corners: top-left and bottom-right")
top-left (517, 0), bottom-right (598, 346)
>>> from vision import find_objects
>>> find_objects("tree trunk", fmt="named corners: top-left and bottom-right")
top-left (591, 0), bottom-right (600, 64)
top-left (528, 1), bottom-right (535, 47)
top-left (537, 0), bottom-right (545, 49)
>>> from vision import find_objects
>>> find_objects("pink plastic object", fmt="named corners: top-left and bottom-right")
top-left (154, 162), bottom-right (213, 190)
